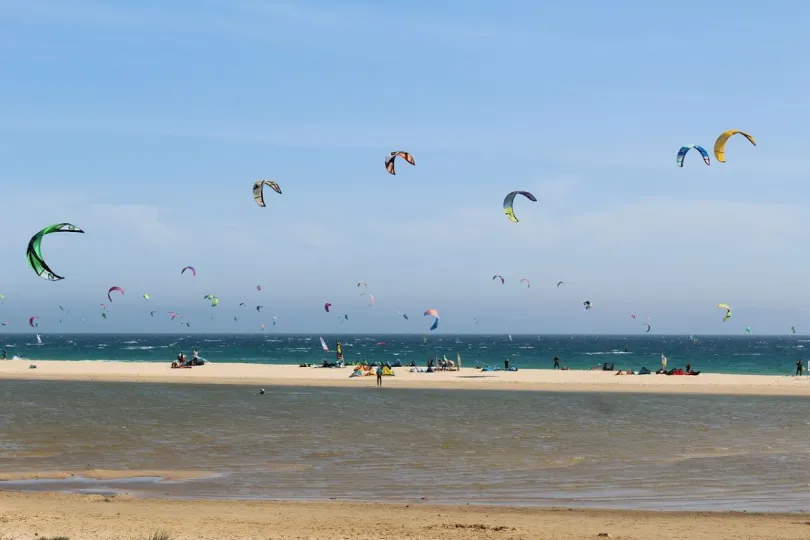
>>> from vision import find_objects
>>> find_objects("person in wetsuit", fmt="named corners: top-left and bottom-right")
top-left (796, 359), bottom-right (803, 376)
top-left (553, 356), bottom-right (560, 370)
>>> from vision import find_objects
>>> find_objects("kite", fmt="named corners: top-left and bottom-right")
top-left (257, 285), bottom-right (262, 291)
top-left (520, 278), bottom-right (531, 288)
top-left (239, 303), bottom-right (245, 307)
top-left (253, 180), bottom-right (282, 207)
top-left (203, 294), bottom-right (219, 307)
top-left (26, 223), bottom-right (84, 281)
top-left (676, 145), bottom-right (710, 167)
top-left (745, 326), bottom-right (752, 335)
top-left (29, 316), bottom-right (39, 328)
top-left (340, 314), bottom-right (348, 323)
top-left (256, 305), bottom-right (262, 312)
top-left (150, 311), bottom-right (156, 317)
top-left (324, 302), bottom-right (332, 313)
top-left (714, 130), bottom-right (756, 163)
top-left (385, 151), bottom-right (415, 175)
top-left (0, 294), bottom-right (4, 302)
top-left (630, 313), bottom-right (636, 319)
top-left (556, 281), bottom-right (566, 288)
top-left (1, 321), bottom-right (7, 326)
top-left (357, 282), bottom-right (368, 288)
top-left (181, 266), bottom-right (196, 277)
top-left (107, 286), bottom-right (124, 302)
top-left (143, 293), bottom-right (150, 301)
top-left (360, 292), bottom-right (375, 306)
top-left (791, 326), bottom-right (797, 334)
top-left (396, 311), bottom-right (409, 320)
top-left (717, 303), bottom-right (732, 322)
top-left (643, 323), bottom-right (651, 333)
top-left (272, 316), bottom-right (277, 326)
top-left (424, 308), bottom-right (439, 331)
top-left (583, 301), bottom-right (592, 311)
top-left (492, 274), bottom-right (505, 284)
top-left (168, 311), bottom-right (177, 320)
top-left (503, 191), bottom-right (537, 223)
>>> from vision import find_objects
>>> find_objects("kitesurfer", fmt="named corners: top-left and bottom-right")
top-left (259, 388), bottom-right (266, 395)
top-left (553, 356), bottom-right (560, 370)
top-left (504, 358), bottom-right (510, 370)
top-left (796, 359), bottom-right (803, 376)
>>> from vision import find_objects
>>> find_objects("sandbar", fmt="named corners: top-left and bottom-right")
top-left (0, 491), bottom-right (807, 540)
top-left (0, 359), bottom-right (809, 395)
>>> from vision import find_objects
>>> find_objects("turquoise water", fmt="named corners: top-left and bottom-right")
top-left (0, 333), bottom-right (806, 375)
top-left (1, 380), bottom-right (809, 511)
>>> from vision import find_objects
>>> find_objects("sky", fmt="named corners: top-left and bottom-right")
top-left (1, 0), bottom-right (810, 334)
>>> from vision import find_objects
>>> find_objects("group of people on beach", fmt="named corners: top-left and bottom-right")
top-left (171, 349), bottom-right (204, 368)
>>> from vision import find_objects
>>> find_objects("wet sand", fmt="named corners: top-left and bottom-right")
top-left (0, 359), bottom-right (809, 395)
top-left (0, 491), bottom-right (807, 540)
top-left (0, 469), bottom-right (211, 482)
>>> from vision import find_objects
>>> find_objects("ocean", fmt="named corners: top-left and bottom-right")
top-left (1, 380), bottom-right (809, 511)
top-left (0, 333), bottom-right (807, 375)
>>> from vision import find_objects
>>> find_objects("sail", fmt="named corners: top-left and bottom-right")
top-left (319, 336), bottom-right (329, 352)
top-left (36, 334), bottom-right (42, 345)
top-left (457, 353), bottom-right (462, 369)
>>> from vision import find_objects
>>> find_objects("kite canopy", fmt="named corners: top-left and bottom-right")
top-left (360, 292), bottom-right (375, 306)
top-left (424, 308), bottom-right (439, 331)
top-left (29, 316), bottom-right (39, 327)
top-left (676, 144), bottom-right (710, 167)
top-left (717, 303), bottom-right (732, 322)
top-left (181, 266), bottom-right (196, 276)
top-left (385, 151), bottom-right (415, 175)
top-left (253, 180), bottom-right (282, 207)
top-left (26, 223), bottom-right (84, 281)
top-left (324, 302), bottom-right (332, 313)
top-left (714, 130), bottom-right (756, 163)
top-left (520, 278), bottom-right (531, 288)
top-left (492, 274), bottom-right (505, 284)
top-left (107, 286), bottom-right (124, 302)
top-left (503, 191), bottom-right (537, 222)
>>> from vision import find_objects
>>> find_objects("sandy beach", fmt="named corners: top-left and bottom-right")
top-left (0, 491), bottom-right (806, 540)
top-left (0, 359), bottom-right (809, 395)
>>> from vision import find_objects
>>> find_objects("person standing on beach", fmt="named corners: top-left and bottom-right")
top-left (553, 356), bottom-right (560, 370)
top-left (376, 365), bottom-right (383, 387)
top-left (796, 359), bottom-right (803, 376)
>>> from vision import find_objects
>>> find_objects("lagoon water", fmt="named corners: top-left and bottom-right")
top-left (1, 380), bottom-right (809, 511)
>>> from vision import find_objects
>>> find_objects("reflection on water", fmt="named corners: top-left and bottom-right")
top-left (1, 380), bottom-right (809, 511)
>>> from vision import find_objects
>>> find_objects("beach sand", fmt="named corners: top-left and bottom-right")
top-left (0, 491), bottom-right (807, 540)
top-left (0, 359), bottom-right (809, 395)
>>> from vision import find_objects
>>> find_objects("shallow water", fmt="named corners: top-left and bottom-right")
top-left (0, 380), bottom-right (808, 511)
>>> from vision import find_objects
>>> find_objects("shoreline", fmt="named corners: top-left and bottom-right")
top-left (0, 492), bottom-right (807, 540)
top-left (0, 359), bottom-right (809, 395)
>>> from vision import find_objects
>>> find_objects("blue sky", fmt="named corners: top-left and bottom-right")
top-left (1, 0), bottom-right (810, 334)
